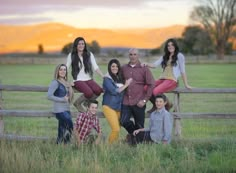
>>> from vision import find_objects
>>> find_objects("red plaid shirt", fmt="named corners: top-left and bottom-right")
top-left (75, 112), bottom-right (102, 142)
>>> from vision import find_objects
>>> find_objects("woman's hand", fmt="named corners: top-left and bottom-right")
top-left (141, 62), bottom-right (147, 67)
top-left (141, 62), bottom-right (155, 68)
top-left (64, 95), bottom-right (69, 102)
top-left (125, 78), bottom-right (133, 86)
top-left (185, 84), bottom-right (192, 90)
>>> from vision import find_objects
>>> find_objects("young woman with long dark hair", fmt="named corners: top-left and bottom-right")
top-left (66, 37), bottom-right (104, 112)
top-left (144, 38), bottom-right (192, 113)
top-left (102, 59), bottom-right (132, 143)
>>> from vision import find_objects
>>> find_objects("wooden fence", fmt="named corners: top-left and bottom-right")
top-left (0, 84), bottom-right (236, 141)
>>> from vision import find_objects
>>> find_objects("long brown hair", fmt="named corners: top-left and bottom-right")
top-left (107, 59), bottom-right (124, 83)
top-left (162, 38), bottom-right (179, 69)
top-left (71, 37), bottom-right (93, 80)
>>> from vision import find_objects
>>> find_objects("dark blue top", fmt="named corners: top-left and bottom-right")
top-left (102, 76), bottom-right (124, 111)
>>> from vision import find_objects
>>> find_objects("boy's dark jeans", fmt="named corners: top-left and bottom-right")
top-left (55, 111), bottom-right (73, 144)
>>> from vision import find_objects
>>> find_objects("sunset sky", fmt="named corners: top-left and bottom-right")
top-left (0, 0), bottom-right (199, 29)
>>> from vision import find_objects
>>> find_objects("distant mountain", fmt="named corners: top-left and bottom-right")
top-left (0, 22), bottom-right (186, 53)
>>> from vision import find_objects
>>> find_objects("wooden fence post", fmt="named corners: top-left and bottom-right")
top-left (173, 92), bottom-right (181, 139)
top-left (0, 80), bottom-right (4, 135)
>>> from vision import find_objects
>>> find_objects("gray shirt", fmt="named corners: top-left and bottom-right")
top-left (47, 80), bottom-right (70, 113)
top-left (147, 107), bottom-right (173, 143)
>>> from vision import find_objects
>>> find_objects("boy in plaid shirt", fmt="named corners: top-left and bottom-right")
top-left (74, 100), bottom-right (102, 145)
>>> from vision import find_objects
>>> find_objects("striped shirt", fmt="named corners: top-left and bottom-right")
top-left (75, 112), bottom-right (101, 142)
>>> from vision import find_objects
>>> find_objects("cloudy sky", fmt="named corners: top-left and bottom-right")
top-left (0, 0), bottom-right (199, 29)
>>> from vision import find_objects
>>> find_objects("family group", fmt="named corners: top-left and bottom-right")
top-left (47, 37), bottom-right (192, 146)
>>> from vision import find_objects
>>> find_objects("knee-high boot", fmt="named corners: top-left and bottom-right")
top-left (73, 94), bottom-right (87, 112)
top-left (83, 94), bottom-right (99, 107)
top-left (91, 94), bottom-right (99, 100)
top-left (147, 95), bottom-right (156, 114)
top-left (165, 97), bottom-right (173, 111)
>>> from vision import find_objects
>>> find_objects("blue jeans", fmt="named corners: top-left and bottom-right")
top-left (120, 104), bottom-right (146, 134)
top-left (55, 111), bottom-right (73, 144)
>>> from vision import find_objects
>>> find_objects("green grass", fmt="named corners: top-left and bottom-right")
top-left (0, 63), bottom-right (236, 172)
top-left (0, 139), bottom-right (235, 173)
top-left (1, 63), bottom-right (236, 87)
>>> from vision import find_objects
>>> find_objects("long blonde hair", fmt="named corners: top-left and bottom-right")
top-left (54, 64), bottom-right (74, 103)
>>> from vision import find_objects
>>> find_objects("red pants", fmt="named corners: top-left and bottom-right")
top-left (74, 80), bottom-right (103, 98)
top-left (152, 79), bottom-right (177, 95)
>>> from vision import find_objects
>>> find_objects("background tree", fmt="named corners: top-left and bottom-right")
top-left (150, 38), bottom-right (185, 55)
top-left (190, 0), bottom-right (236, 59)
top-left (87, 40), bottom-right (101, 55)
top-left (38, 44), bottom-right (44, 54)
top-left (150, 47), bottom-right (161, 55)
top-left (61, 43), bottom-right (72, 54)
top-left (61, 40), bottom-right (101, 55)
top-left (182, 26), bottom-right (214, 55)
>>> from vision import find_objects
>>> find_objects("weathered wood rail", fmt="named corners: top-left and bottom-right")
top-left (0, 84), bottom-right (236, 141)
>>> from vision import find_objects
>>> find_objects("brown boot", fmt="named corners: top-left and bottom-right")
top-left (73, 94), bottom-right (87, 112)
top-left (165, 98), bottom-right (173, 111)
top-left (91, 94), bottom-right (98, 100)
top-left (84, 94), bottom-right (99, 107)
top-left (146, 95), bottom-right (156, 114)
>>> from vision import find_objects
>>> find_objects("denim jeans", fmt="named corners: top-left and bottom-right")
top-left (120, 104), bottom-right (146, 134)
top-left (55, 111), bottom-right (73, 144)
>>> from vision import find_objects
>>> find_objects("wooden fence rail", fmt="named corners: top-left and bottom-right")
top-left (0, 84), bottom-right (236, 141)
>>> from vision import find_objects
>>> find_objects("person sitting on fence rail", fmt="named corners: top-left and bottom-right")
top-left (127, 94), bottom-right (173, 145)
top-left (66, 37), bottom-right (104, 112)
top-left (47, 64), bottom-right (74, 144)
top-left (74, 99), bottom-right (102, 145)
top-left (143, 38), bottom-right (192, 113)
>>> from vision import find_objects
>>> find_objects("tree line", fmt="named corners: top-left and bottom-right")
top-left (142, 0), bottom-right (236, 59)
top-left (40, 0), bottom-right (235, 59)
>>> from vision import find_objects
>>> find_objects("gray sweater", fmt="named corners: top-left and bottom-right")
top-left (47, 80), bottom-right (70, 113)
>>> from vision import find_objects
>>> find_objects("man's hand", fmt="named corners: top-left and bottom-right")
top-left (133, 129), bottom-right (140, 136)
top-left (137, 100), bottom-right (146, 108)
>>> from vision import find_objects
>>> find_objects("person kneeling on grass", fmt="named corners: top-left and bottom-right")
top-left (128, 94), bottom-right (173, 145)
top-left (74, 99), bottom-right (102, 145)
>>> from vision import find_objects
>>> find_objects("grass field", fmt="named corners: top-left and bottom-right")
top-left (0, 63), bottom-right (236, 173)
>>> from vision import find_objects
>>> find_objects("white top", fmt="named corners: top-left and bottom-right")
top-left (153, 52), bottom-right (186, 81)
top-left (66, 52), bottom-right (99, 81)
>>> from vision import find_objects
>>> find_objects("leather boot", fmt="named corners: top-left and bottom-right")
top-left (165, 98), bottom-right (173, 111)
top-left (84, 94), bottom-right (99, 107)
top-left (147, 95), bottom-right (156, 114)
top-left (91, 94), bottom-right (98, 100)
top-left (73, 94), bottom-right (87, 112)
